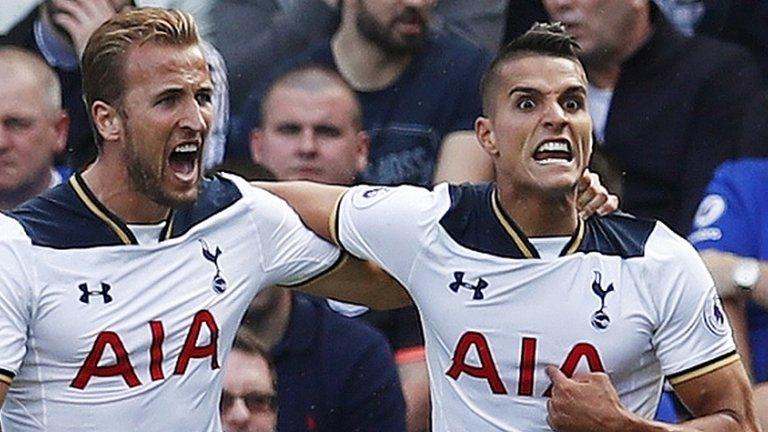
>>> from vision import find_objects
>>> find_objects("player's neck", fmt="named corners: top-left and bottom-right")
top-left (332, 27), bottom-right (412, 91)
top-left (496, 185), bottom-right (579, 237)
top-left (80, 158), bottom-right (170, 224)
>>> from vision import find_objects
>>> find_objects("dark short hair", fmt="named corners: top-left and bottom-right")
top-left (480, 22), bottom-right (582, 116)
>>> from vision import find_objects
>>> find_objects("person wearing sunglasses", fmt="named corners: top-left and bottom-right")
top-left (221, 333), bottom-right (278, 432)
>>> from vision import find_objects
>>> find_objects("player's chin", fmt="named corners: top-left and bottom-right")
top-left (157, 182), bottom-right (200, 208)
top-left (535, 173), bottom-right (581, 194)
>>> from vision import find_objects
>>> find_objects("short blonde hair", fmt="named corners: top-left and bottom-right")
top-left (81, 7), bottom-right (199, 113)
top-left (0, 47), bottom-right (62, 115)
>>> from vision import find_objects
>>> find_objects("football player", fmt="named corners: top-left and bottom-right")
top-left (260, 22), bottom-right (758, 432)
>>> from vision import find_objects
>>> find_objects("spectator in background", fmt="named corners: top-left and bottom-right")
top-left (689, 158), bottom-right (768, 429)
top-left (249, 65), bottom-right (428, 432)
top-left (434, 0), bottom-right (509, 53)
top-left (239, 287), bottom-right (407, 432)
top-left (0, 0), bottom-right (227, 170)
top-left (536, 0), bottom-right (768, 234)
top-left (694, 0), bottom-right (768, 79)
top-left (210, 0), bottom-right (341, 112)
top-left (234, 0), bottom-right (493, 186)
top-left (0, 46), bottom-right (69, 210)
top-left (221, 332), bottom-right (278, 432)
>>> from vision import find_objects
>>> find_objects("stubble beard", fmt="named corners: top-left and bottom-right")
top-left (122, 123), bottom-right (201, 209)
top-left (356, 2), bottom-right (425, 56)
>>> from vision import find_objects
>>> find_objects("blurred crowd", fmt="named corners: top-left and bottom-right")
top-left (1, 0), bottom-right (768, 431)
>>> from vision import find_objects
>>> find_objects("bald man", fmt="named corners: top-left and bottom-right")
top-left (0, 47), bottom-right (69, 210)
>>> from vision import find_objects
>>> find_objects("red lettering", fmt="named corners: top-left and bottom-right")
top-left (446, 331), bottom-right (507, 394)
top-left (174, 310), bottom-right (220, 374)
top-left (149, 321), bottom-right (165, 381)
top-left (71, 331), bottom-right (141, 389)
top-left (517, 337), bottom-right (537, 396)
top-left (543, 342), bottom-right (604, 396)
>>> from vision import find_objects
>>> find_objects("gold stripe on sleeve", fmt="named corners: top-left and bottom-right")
top-left (667, 352), bottom-right (740, 385)
top-left (329, 191), bottom-right (347, 247)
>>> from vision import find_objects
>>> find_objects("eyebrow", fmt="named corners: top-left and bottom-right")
top-left (155, 87), bottom-right (184, 99)
top-left (508, 86), bottom-right (540, 97)
top-left (563, 86), bottom-right (587, 96)
top-left (508, 85), bottom-right (587, 98)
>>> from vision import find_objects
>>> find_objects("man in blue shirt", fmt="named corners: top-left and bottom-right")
top-left (234, 0), bottom-right (493, 187)
top-left (689, 158), bottom-right (768, 428)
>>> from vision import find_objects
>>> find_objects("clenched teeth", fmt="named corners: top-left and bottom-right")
top-left (535, 140), bottom-right (570, 154)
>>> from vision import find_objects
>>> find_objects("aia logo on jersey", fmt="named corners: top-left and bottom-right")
top-left (448, 271), bottom-right (488, 300)
top-left (590, 271), bottom-right (614, 331)
top-left (79, 282), bottom-right (113, 304)
top-left (200, 239), bottom-right (227, 293)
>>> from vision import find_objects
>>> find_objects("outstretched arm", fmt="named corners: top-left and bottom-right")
top-left (252, 181), bottom-right (345, 243)
top-left (254, 181), bottom-right (411, 310)
top-left (294, 254), bottom-right (412, 310)
top-left (254, 171), bottom-right (619, 242)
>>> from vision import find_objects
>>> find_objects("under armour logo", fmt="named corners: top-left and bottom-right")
top-left (448, 272), bottom-right (488, 300)
top-left (590, 271), bottom-right (615, 331)
top-left (79, 282), bottom-right (113, 304)
top-left (200, 239), bottom-right (227, 294)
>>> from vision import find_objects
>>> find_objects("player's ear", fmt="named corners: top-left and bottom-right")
top-left (475, 116), bottom-right (499, 156)
top-left (92, 101), bottom-right (123, 143)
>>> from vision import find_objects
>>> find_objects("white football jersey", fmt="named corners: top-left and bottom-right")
top-left (0, 173), bottom-right (340, 431)
top-left (334, 183), bottom-right (736, 432)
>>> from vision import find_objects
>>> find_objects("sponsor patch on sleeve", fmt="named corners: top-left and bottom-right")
top-left (702, 292), bottom-right (729, 337)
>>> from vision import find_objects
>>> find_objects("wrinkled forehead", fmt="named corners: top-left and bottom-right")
top-left (123, 42), bottom-right (211, 91)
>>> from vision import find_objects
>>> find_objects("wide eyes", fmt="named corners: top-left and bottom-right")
top-left (514, 95), bottom-right (584, 112)
top-left (517, 97), bottom-right (536, 110)
top-left (562, 98), bottom-right (583, 112)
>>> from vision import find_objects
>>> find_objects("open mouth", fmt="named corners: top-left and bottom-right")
top-left (533, 140), bottom-right (573, 164)
top-left (168, 142), bottom-right (200, 181)
top-left (395, 10), bottom-right (425, 34)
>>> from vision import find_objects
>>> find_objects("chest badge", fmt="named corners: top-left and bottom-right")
top-left (590, 271), bottom-right (614, 331)
top-left (200, 239), bottom-right (227, 294)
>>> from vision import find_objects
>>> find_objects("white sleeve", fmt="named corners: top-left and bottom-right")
top-left (647, 224), bottom-right (738, 384)
top-left (335, 184), bottom-right (448, 286)
top-left (231, 176), bottom-right (342, 287)
top-left (0, 218), bottom-right (34, 382)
